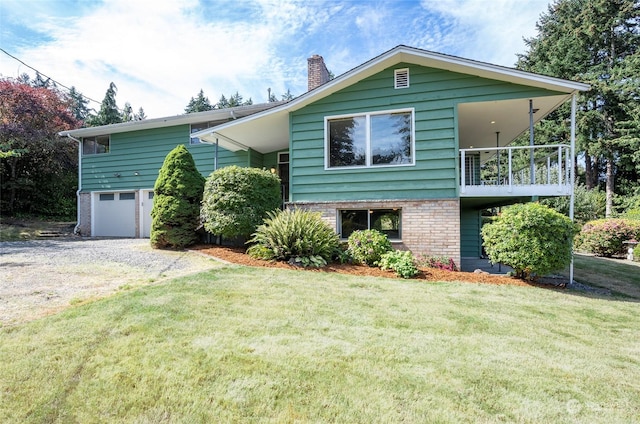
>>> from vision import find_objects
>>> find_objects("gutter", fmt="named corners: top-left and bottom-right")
top-left (66, 134), bottom-right (83, 235)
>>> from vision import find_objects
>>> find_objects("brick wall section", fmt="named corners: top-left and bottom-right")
top-left (77, 192), bottom-right (92, 236)
top-left (290, 199), bottom-right (461, 266)
top-left (307, 55), bottom-right (330, 91)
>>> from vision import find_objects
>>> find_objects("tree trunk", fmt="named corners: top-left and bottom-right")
top-left (585, 152), bottom-right (594, 189)
top-left (605, 158), bottom-right (614, 217)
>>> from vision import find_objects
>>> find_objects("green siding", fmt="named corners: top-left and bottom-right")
top-left (290, 63), bottom-right (563, 202)
top-left (81, 125), bottom-right (252, 191)
top-left (461, 208), bottom-right (482, 257)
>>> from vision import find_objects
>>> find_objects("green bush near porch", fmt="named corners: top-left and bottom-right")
top-left (481, 203), bottom-right (576, 280)
top-left (201, 166), bottom-right (281, 239)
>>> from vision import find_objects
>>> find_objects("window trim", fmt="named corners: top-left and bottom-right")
top-left (82, 135), bottom-right (110, 155)
top-left (337, 208), bottom-right (402, 241)
top-left (324, 108), bottom-right (415, 170)
top-left (190, 121), bottom-right (216, 145)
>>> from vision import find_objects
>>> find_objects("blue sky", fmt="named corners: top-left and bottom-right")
top-left (0, 0), bottom-right (550, 118)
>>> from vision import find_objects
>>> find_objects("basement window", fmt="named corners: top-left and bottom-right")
top-left (394, 68), bottom-right (409, 89)
top-left (339, 209), bottom-right (401, 239)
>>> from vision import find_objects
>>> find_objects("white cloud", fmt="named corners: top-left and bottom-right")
top-left (0, 0), bottom-right (551, 119)
top-left (419, 0), bottom-right (549, 66)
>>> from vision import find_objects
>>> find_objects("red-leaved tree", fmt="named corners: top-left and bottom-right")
top-left (0, 79), bottom-right (81, 216)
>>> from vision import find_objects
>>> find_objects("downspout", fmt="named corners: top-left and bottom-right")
top-left (66, 134), bottom-right (82, 235)
top-left (569, 93), bottom-right (577, 286)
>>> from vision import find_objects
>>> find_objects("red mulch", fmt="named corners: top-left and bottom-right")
top-left (192, 245), bottom-right (535, 287)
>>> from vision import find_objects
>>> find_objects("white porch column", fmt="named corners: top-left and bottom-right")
top-left (569, 93), bottom-right (577, 285)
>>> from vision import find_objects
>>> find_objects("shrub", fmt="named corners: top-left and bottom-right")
top-left (481, 202), bottom-right (576, 280)
top-left (347, 229), bottom-right (393, 266)
top-left (634, 244), bottom-right (640, 262)
top-left (201, 166), bottom-right (281, 239)
top-left (578, 218), bottom-right (640, 257)
top-left (378, 250), bottom-right (419, 278)
top-left (247, 209), bottom-right (339, 267)
top-left (418, 255), bottom-right (458, 272)
top-left (246, 244), bottom-right (275, 261)
top-left (151, 145), bottom-right (205, 249)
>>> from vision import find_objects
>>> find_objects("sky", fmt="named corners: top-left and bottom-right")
top-left (0, 0), bottom-right (552, 119)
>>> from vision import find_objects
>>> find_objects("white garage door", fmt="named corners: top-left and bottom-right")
top-left (93, 192), bottom-right (136, 237)
top-left (141, 190), bottom-right (154, 238)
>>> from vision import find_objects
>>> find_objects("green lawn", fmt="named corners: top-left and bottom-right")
top-left (561, 254), bottom-right (640, 299)
top-left (1, 265), bottom-right (639, 423)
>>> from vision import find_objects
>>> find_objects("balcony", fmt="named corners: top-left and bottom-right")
top-left (460, 144), bottom-right (572, 197)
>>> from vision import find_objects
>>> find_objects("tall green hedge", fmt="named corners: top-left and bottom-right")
top-left (201, 165), bottom-right (281, 239)
top-left (150, 145), bottom-right (205, 249)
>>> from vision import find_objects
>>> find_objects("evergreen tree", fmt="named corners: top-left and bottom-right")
top-left (281, 88), bottom-right (294, 101)
top-left (184, 89), bottom-right (213, 113)
top-left (517, 0), bottom-right (640, 216)
top-left (67, 86), bottom-right (90, 122)
top-left (150, 145), bottom-right (205, 249)
top-left (32, 72), bottom-right (50, 88)
top-left (216, 91), bottom-right (252, 108)
top-left (88, 82), bottom-right (122, 126)
top-left (135, 107), bottom-right (147, 120)
top-left (121, 102), bottom-right (134, 122)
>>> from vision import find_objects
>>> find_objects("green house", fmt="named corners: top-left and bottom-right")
top-left (61, 46), bottom-right (589, 267)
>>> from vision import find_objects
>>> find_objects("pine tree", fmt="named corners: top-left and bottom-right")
top-left (88, 82), bottom-right (122, 126)
top-left (150, 145), bottom-right (205, 249)
top-left (518, 0), bottom-right (640, 216)
top-left (184, 89), bottom-right (213, 113)
top-left (121, 102), bottom-right (134, 122)
top-left (67, 86), bottom-right (90, 122)
top-left (135, 107), bottom-right (147, 120)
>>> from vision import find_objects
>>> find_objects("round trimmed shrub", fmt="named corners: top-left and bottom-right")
top-left (578, 218), bottom-right (640, 257)
top-left (201, 165), bottom-right (281, 239)
top-left (481, 203), bottom-right (576, 280)
top-left (347, 229), bottom-right (393, 266)
top-left (248, 209), bottom-right (339, 267)
top-left (151, 145), bottom-right (205, 249)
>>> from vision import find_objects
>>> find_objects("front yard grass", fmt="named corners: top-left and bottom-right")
top-left (561, 253), bottom-right (640, 299)
top-left (1, 265), bottom-right (639, 423)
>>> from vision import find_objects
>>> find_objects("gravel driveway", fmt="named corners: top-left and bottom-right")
top-left (0, 238), bottom-right (221, 326)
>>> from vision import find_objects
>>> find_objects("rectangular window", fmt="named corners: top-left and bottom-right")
top-left (82, 135), bottom-right (110, 155)
top-left (119, 192), bottom-right (135, 200)
top-left (191, 122), bottom-right (215, 144)
top-left (339, 209), bottom-right (401, 239)
top-left (326, 109), bottom-right (414, 169)
top-left (99, 193), bottom-right (114, 201)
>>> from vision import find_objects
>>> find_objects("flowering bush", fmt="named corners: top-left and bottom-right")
top-left (418, 255), bottom-right (458, 272)
top-left (378, 250), bottom-right (419, 278)
top-left (578, 218), bottom-right (640, 257)
top-left (347, 229), bottom-right (392, 266)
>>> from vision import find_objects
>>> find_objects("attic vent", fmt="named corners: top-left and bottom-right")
top-left (394, 68), bottom-right (409, 89)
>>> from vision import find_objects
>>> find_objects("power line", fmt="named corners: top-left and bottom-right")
top-left (1, 47), bottom-right (105, 107)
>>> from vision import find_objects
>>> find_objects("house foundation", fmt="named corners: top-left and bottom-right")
top-left (291, 199), bottom-right (461, 267)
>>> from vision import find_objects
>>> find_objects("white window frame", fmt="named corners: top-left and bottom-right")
top-left (324, 108), bottom-right (415, 170)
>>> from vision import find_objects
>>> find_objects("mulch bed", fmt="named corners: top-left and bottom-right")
top-left (192, 245), bottom-right (538, 288)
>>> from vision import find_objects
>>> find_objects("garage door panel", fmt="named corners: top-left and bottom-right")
top-left (94, 192), bottom-right (136, 237)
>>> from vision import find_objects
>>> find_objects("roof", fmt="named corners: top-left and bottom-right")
top-left (58, 102), bottom-right (284, 138)
top-left (191, 45), bottom-right (590, 153)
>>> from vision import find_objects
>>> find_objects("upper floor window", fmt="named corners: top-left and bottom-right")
top-left (325, 109), bottom-right (414, 169)
top-left (82, 135), bottom-right (110, 155)
top-left (191, 122), bottom-right (215, 144)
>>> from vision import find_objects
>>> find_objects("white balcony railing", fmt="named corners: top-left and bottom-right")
top-left (460, 144), bottom-right (572, 197)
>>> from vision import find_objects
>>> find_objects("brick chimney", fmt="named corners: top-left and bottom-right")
top-left (307, 54), bottom-right (330, 91)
